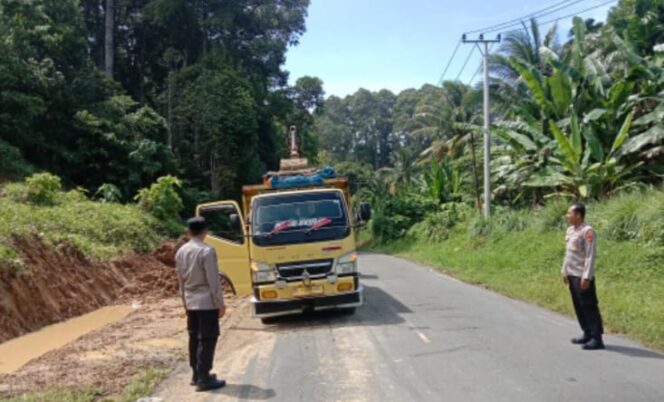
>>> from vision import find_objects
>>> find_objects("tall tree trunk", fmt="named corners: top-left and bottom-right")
top-left (138, 23), bottom-right (146, 103)
top-left (167, 72), bottom-right (173, 149)
top-left (104, 0), bottom-right (115, 77)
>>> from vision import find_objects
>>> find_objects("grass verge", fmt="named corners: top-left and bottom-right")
top-left (0, 367), bottom-right (168, 402)
top-left (0, 185), bottom-right (165, 269)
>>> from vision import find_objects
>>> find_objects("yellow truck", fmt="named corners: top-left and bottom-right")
top-left (196, 152), bottom-right (371, 322)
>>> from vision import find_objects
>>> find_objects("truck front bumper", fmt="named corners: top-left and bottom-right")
top-left (251, 286), bottom-right (363, 318)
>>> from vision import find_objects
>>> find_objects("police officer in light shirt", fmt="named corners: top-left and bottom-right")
top-left (175, 217), bottom-right (227, 391)
top-left (562, 203), bottom-right (604, 350)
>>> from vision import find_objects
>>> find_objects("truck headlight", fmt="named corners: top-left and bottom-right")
top-left (336, 252), bottom-right (357, 275)
top-left (251, 260), bottom-right (276, 283)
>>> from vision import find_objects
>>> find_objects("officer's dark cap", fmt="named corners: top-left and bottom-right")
top-left (571, 202), bottom-right (586, 218)
top-left (187, 216), bottom-right (208, 235)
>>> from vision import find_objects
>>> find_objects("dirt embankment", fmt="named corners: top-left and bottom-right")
top-left (0, 235), bottom-right (187, 343)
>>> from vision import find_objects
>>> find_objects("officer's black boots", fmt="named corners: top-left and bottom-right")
top-left (196, 374), bottom-right (226, 392)
top-left (582, 337), bottom-right (605, 350)
top-left (191, 372), bottom-right (217, 386)
top-left (570, 333), bottom-right (592, 344)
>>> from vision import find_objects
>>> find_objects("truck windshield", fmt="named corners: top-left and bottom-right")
top-left (252, 191), bottom-right (350, 246)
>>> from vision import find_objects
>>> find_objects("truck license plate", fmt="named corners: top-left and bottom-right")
top-left (294, 285), bottom-right (324, 298)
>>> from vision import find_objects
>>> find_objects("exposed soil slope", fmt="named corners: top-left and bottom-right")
top-left (0, 236), bottom-right (183, 343)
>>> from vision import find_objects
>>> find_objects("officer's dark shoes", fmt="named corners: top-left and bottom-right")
top-left (571, 333), bottom-right (592, 344)
top-left (190, 373), bottom-right (216, 386)
top-left (582, 338), bottom-right (605, 350)
top-left (195, 375), bottom-right (226, 392)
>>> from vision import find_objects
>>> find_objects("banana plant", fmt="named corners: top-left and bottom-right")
top-left (548, 110), bottom-right (640, 198)
top-left (423, 158), bottom-right (462, 204)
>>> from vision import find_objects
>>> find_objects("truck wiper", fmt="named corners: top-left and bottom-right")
top-left (268, 220), bottom-right (293, 238)
top-left (305, 218), bottom-right (332, 235)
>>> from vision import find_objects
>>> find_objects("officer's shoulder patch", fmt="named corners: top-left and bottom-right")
top-left (585, 230), bottom-right (594, 242)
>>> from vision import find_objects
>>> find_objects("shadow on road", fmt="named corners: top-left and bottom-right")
top-left (605, 344), bottom-right (664, 360)
top-left (233, 284), bottom-right (412, 332)
top-left (211, 383), bottom-right (276, 399)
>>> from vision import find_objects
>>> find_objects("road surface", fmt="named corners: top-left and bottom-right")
top-left (153, 253), bottom-right (664, 401)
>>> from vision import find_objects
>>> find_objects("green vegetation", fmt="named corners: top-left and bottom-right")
top-left (0, 367), bottom-right (168, 402)
top-left (368, 188), bottom-right (664, 351)
top-left (317, 1), bottom-right (662, 208)
top-left (135, 175), bottom-right (184, 236)
top-left (0, 388), bottom-right (99, 402)
top-left (114, 367), bottom-right (168, 402)
top-left (0, 173), bottom-right (168, 268)
top-left (318, 2), bottom-right (663, 351)
top-left (0, 0), bottom-right (320, 210)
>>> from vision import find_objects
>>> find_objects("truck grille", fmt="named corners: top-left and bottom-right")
top-left (276, 259), bottom-right (333, 279)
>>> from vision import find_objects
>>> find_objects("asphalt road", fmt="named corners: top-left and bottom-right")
top-left (154, 253), bottom-right (664, 402)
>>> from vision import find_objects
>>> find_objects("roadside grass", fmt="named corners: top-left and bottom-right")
top-left (0, 186), bottom-right (165, 270)
top-left (368, 187), bottom-right (664, 351)
top-left (0, 367), bottom-right (168, 402)
top-left (112, 367), bottom-right (168, 402)
top-left (0, 388), bottom-right (99, 402)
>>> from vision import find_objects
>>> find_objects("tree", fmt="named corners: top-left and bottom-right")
top-left (105, 0), bottom-right (115, 76)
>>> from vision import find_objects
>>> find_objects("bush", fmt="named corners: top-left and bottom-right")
top-left (4, 172), bottom-right (63, 206)
top-left (493, 207), bottom-right (531, 232)
top-left (468, 215), bottom-right (492, 238)
top-left (135, 175), bottom-right (184, 235)
top-left (0, 139), bottom-right (33, 179)
top-left (370, 192), bottom-right (438, 242)
top-left (25, 172), bottom-right (63, 206)
top-left (410, 203), bottom-right (472, 242)
top-left (535, 199), bottom-right (569, 232)
top-left (0, 194), bottom-right (164, 265)
top-left (62, 187), bottom-right (88, 203)
top-left (595, 189), bottom-right (664, 245)
top-left (95, 183), bottom-right (123, 203)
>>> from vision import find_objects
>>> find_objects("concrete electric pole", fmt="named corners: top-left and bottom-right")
top-left (462, 34), bottom-right (501, 219)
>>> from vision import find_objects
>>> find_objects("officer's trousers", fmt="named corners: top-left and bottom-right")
top-left (187, 309), bottom-right (220, 378)
top-left (568, 276), bottom-right (604, 339)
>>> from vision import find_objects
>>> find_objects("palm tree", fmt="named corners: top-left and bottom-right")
top-left (490, 18), bottom-right (560, 83)
top-left (408, 81), bottom-right (483, 208)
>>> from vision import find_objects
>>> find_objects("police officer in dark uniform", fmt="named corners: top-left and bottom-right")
top-left (562, 203), bottom-right (605, 350)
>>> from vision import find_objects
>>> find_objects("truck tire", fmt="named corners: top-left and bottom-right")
top-left (340, 307), bottom-right (356, 315)
top-left (219, 273), bottom-right (235, 295)
top-left (260, 317), bottom-right (277, 325)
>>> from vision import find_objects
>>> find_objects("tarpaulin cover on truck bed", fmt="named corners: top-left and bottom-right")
top-left (268, 166), bottom-right (336, 189)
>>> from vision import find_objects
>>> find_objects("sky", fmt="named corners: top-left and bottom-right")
top-left (284, 0), bottom-right (616, 98)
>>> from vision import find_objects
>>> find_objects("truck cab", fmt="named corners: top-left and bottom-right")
top-left (196, 175), bottom-right (370, 322)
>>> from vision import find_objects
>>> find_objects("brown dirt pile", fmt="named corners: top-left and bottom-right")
top-left (0, 236), bottom-right (183, 343)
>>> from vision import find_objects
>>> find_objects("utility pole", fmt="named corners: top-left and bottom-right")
top-left (462, 33), bottom-right (501, 219)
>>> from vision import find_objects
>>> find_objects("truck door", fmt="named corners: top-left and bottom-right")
top-left (196, 201), bottom-right (252, 296)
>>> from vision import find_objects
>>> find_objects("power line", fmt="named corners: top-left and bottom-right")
top-left (481, 0), bottom-right (601, 34)
top-left (438, 40), bottom-right (462, 85)
top-left (456, 44), bottom-right (477, 81)
top-left (484, 0), bottom-right (617, 35)
top-left (465, 0), bottom-right (587, 35)
top-left (536, 0), bottom-right (617, 28)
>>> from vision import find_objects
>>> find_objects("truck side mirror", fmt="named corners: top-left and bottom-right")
top-left (230, 213), bottom-right (241, 232)
top-left (358, 203), bottom-right (372, 222)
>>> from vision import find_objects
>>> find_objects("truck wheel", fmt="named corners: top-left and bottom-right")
top-left (260, 317), bottom-right (277, 325)
top-left (219, 273), bottom-right (235, 295)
